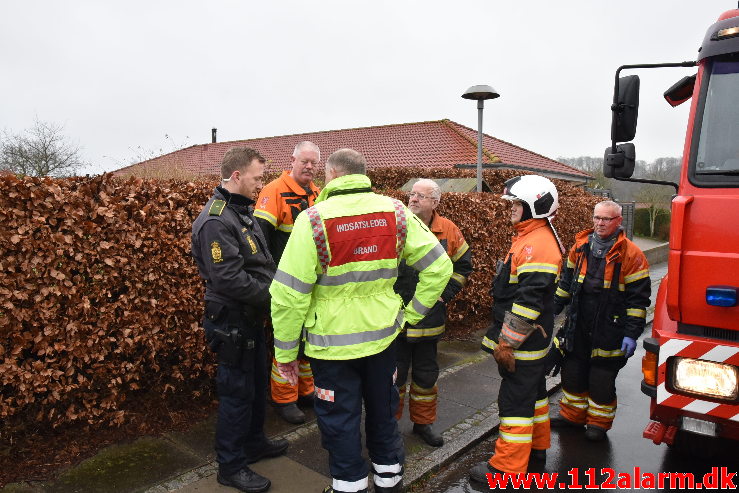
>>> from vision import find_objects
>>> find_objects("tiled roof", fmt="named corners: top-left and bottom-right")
top-left (117, 120), bottom-right (590, 180)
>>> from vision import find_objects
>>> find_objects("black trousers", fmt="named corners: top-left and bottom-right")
top-left (205, 316), bottom-right (268, 476)
top-left (311, 341), bottom-right (404, 492)
top-left (498, 363), bottom-right (548, 421)
top-left (560, 355), bottom-right (621, 405)
top-left (395, 336), bottom-right (439, 389)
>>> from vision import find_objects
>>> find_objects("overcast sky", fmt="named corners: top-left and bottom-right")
top-left (1, 0), bottom-right (735, 174)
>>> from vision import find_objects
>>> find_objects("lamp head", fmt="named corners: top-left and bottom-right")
top-left (462, 85), bottom-right (500, 100)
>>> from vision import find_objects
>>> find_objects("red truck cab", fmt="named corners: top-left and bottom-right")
top-left (604, 7), bottom-right (739, 456)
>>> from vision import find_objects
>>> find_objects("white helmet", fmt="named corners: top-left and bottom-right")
top-left (501, 175), bottom-right (559, 219)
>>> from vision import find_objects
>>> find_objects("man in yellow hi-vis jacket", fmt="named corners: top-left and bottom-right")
top-left (270, 149), bottom-right (452, 493)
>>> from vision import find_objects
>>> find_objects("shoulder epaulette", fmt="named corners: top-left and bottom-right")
top-left (209, 199), bottom-right (227, 216)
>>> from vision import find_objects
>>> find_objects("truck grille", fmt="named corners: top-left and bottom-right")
top-left (677, 323), bottom-right (739, 342)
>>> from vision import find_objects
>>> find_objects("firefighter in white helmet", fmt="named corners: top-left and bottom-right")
top-left (470, 175), bottom-right (563, 481)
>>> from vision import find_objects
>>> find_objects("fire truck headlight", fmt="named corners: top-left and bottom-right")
top-left (671, 357), bottom-right (739, 401)
top-left (715, 26), bottom-right (739, 40)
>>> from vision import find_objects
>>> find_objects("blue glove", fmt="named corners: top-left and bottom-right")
top-left (621, 336), bottom-right (636, 358)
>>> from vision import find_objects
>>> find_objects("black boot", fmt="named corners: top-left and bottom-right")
top-left (530, 448), bottom-right (546, 461)
top-left (469, 461), bottom-right (503, 483)
top-left (245, 437), bottom-right (289, 464)
top-left (412, 423), bottom-right (444, 447)
top-left (550, 414), bottom-right (585, 429)
top-left (585, 424), bottom-right (607, 441)
top-left (297, 393), bottom-right (314, 406)
top-left (217, 467), bottom-right (270, 493)
top-left (273, 402), bottom-right (305, 424)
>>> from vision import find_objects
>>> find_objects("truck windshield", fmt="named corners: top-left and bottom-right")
top-left (692, 58), bottom-right (739, 185)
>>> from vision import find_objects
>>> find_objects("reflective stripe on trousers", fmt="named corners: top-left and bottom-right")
top-left (489, 362), bottom-right (549, 474)
top-left (270, 357), bottom-right (314, 404)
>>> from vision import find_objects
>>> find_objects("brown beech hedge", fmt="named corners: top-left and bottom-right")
top-left (0, 169), bottom-right (597, 431)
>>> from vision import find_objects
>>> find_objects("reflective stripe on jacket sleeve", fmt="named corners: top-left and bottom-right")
top-left (402, 213), bottom-right (452, 325)
top-left (270, 212), bottom-right (317, 362)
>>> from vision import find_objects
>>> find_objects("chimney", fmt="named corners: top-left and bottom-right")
top-left (212, 128), bottom-right (217, 143)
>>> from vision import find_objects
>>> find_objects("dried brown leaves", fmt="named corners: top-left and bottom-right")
top-left (0, 174), bottom-right (214, 431)
top-left (0, 170), bottom-right (596, 432)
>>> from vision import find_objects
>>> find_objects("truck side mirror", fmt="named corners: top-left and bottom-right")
top-left (664, 74), bottom-right (696, 107)
top-left (611, 75), bottom-right (640, 142)
top-left (603, 143), bottom-right (636, 178)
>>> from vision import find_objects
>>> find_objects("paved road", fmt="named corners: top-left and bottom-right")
top-left (419, 335), bottom-right (739, 492)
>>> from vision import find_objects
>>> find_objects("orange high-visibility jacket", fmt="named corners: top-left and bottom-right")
top-left (394, 211), bottom-right (472, 340)
top-left (554, 228), bottom-right (650, 360)
top-left (254, 171), bottom-right (320, 263)
top-left (481, 219), bottom-right (562, 364)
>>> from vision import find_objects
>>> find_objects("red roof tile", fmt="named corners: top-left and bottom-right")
top-left (117, 120), bottom-right (590, 180)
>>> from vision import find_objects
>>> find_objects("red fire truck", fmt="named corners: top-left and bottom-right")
top-left (603, 6), bottom-right (739, 456)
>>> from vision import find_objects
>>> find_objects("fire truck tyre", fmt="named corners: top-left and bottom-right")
top-left (668, 430), bottom-right (722, 459)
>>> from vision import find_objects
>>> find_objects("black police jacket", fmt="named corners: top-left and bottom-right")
top-left (191, 187), bottom-right (276, 313)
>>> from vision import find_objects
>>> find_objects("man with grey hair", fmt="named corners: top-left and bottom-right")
top-left (550, 200), bottom-right (651, 441)
top-left (394, 178), bottom-right (472, 447)
top-left (255, 141), bottom-right (321, 424)
top-left (255, 141), bottom-right (321, 263)
top-left (271, 149), bottom-right (452, 493)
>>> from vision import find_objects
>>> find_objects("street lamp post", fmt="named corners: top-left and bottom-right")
top-left (462, 85), bottom-right (500, 192)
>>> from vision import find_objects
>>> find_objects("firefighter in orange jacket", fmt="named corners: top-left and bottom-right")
top-left (394, 179), bottom-right (473, 447)
top-left (470, 175), bottom-right (563, 481)
top-left (254, 141), bottom-right (321, 424)
top-left (549, 200), bottom-right (650, 441)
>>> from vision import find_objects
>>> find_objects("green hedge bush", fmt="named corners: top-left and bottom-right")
top-left (634, 207), bottom-right (670, 241)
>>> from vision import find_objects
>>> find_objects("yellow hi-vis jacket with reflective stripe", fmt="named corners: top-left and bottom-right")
top-left (270, 174), bottom-right (453, 362)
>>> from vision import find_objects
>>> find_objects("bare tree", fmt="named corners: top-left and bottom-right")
top-left (0, 119), bottom-right (86, 177)
top-left (635, 185), bottom-right (672, 236)
top-left (558, 156), bottom-right (609, 189)
top-left (633, 157), bottom-right (680, 237)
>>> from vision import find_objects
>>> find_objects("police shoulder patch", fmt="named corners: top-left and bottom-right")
top-left (211, 241), bottom-right (223, 263)
top-left (209, 199), bottom-right (227, 216)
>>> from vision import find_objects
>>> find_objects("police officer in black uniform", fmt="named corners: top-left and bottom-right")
top-left (191, 147), bottom-right (288, 493)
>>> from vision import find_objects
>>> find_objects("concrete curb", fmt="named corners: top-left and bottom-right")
top-left (404, 375), bottom-right (561, 488)
top-left (404, 254), bottom-right (666, 488)
top-left (147, 256), bottom-right (668, 492)
top-left (144, 423), bottom-right (323, 493)
top-left (144, 361), bottom-right (562, 493)
top-left (145, 463), bottom-right (217, 493)
top-left (143, 257), bottom-right (670, 492)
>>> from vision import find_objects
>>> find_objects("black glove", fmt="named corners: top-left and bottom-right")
top-left (543, 337), bottom-right (565, 377)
